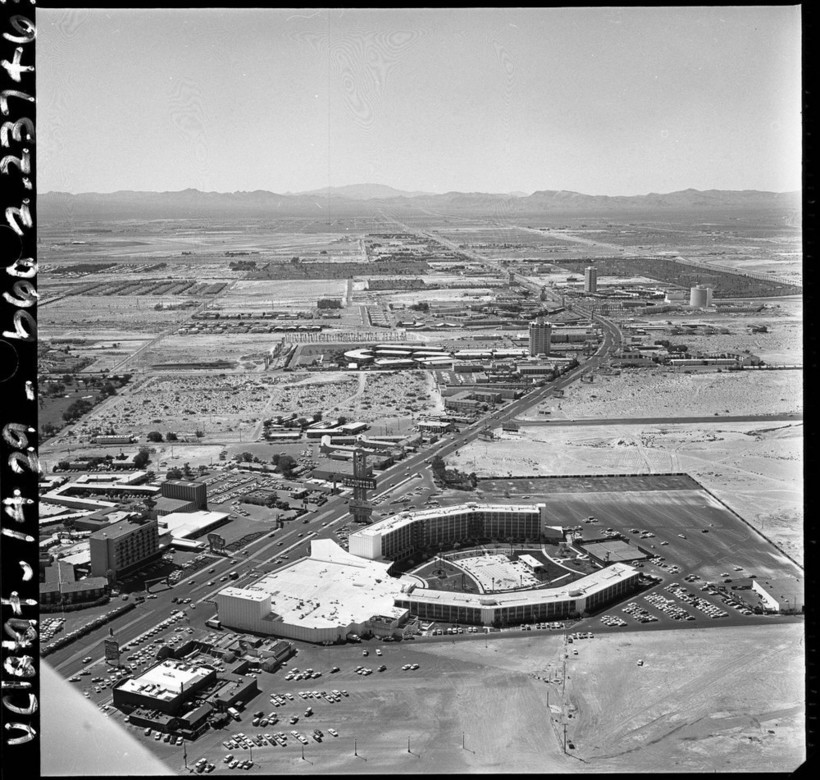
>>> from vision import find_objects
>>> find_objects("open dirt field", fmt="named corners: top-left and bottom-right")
top-left (563, 623), bottom-right (804, 772)
top-left (385, 288), bottom-right (499, 305)
top-left (40, 295), bottom-right (191, 335)
top-left (450, 421), bottom-right (803, 565)
top-left (131, 334), bottom-right (281, 370)
top-left (287, 622), bottom-right (802, 774)
top-left (528, 368), bottom-right (802, 421)
top-left (216, 279), bottom-right (348, 309)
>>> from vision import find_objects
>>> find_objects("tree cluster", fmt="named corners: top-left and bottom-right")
top-left (62, 397), bottom-right (94, 422)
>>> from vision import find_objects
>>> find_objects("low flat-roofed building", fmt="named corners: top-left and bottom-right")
top-left (265, 431), bottom-right (303, 441)
top-left (94, 434), bottom-right (135, 445)
top-left (158, 510), bottom-right (230, 540)
top-left (751, 576), bottom-right (804, 613)
top-left (418, 419), bottom-right (455, 434)
top-left (580, 539), bottom-right (650, 564)
top-left (518, 554), bottom-right (545, 572)
top-left (59, 547), bottom-right (92, 568)
top-left (154, 496), bottom-right (197, 516)
top-left (113, 659), bottom-right (217, 715)
top-left (215, 539), bottom-right (414, 644)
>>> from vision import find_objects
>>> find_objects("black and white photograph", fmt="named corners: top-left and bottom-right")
top-left (9, 5), bottom-right (805, 775)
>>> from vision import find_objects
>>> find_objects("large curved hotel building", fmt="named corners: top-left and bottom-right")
top-left (215, 504), bottom-right (640, 643)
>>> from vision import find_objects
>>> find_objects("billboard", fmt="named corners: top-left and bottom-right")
top-left (104, 638), bottom-right (120, 665)
top-left (342, 476), bottom-right (377, 490)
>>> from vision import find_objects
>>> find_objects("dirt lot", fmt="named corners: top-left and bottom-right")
top-left (216, 279), bottom-right (348, 310)
top-left (450, 421), bottom-right (803, 565)
top-left (529, 368), bottom-right (802, 420)
top-left (411, 623), bottom-right (803, 774)
top-left (39, 295), bottom-right (193, 334)
top-left (562, 623), bottom-right (804, 772)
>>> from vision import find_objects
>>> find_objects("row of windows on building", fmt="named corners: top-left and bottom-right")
top-left (380, 513), bottom-right (542, 558)
top-left (394, 597), bottom-right (580, 625)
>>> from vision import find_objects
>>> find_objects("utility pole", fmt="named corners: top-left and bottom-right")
top-left (354, 737), bottom-right (358, 756)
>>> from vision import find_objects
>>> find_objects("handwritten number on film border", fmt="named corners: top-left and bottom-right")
top-left (1, 8), bottom-right (37, 749)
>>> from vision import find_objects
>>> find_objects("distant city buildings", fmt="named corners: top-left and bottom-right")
top-left (528, 316), bottom-right (552, 357)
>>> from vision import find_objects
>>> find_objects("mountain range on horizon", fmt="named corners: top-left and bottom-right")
top-left (39, 185), bottom-right (801, 222)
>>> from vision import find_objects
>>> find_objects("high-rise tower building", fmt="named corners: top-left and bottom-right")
top-left (584, 266), bottom-right (598, 294)
top-left (528, 316), bottom-right (552, 357)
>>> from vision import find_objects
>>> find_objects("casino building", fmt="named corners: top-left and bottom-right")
top-left (214, 502), bottom-right (641, 640)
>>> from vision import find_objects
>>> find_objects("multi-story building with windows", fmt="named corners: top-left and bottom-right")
top-left (349, 503), bottom-right (549, 561)
top-left (584, 266), bottom-right (598, 293)
top-left (160, 479), bottom-right (207, 510)
top-left (528, 316), bottom-right (552, 357)
top-left (395, 562), bottom-right (638, 626)
top-left (89, 516), bottom-right (161, 579)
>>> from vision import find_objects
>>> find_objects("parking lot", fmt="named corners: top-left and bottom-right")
top-left (108, 634), bottom-right (569, 774)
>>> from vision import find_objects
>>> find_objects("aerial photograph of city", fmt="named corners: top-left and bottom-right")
top-left (30, 6), bottom-right (802, 776)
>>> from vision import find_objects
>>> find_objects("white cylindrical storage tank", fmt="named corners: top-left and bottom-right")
top-left (689, 285), bottom-right (709, 307)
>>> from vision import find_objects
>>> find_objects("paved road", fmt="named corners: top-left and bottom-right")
top-left (51, 218), bottom-right (628, 679)
top-left (52, 306), bottom-right (621, 675)
top-left (513, 413), bottom-right (803, 427)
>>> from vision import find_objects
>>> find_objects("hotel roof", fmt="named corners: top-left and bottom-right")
top-left (218, 539), bottom-right (414, 631)
top-left (400, 562), bottom-right (638, 608)
top-left (351, 503), bottom-right (545, 538)
top-left (89, 516), bottom-right (155, 541)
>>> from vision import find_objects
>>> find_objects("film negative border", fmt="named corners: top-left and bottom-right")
top-left (0, 0), bottom-right (39, 771)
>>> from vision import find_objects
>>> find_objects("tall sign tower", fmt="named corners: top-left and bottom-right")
top-left (343, 449), bottom-right (376, 524)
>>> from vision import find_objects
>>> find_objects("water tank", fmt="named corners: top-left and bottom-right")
top-left (689, 285), bottom-right (712, 308)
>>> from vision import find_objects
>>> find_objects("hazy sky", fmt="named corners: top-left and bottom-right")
top-left (37, 7), bottom-right (802, 195)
